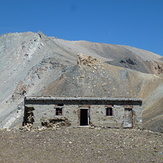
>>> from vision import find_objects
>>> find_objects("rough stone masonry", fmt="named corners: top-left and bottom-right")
top-left (23, 97), bottom-right (142, 129)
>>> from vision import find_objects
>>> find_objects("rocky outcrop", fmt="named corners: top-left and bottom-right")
top-left (77, 53), bottom-right (102, 67)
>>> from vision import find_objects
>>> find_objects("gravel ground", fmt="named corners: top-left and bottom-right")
top-left (0, 128), bottom-right (162, 163)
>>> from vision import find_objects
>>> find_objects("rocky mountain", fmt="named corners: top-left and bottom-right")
top-left (0, 31), bottom-right (162, 132)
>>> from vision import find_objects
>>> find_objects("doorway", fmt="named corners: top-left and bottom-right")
top-left (123, 108), bottom-right (133, 128)
top-left (80, 109), bottom-right (89, 126)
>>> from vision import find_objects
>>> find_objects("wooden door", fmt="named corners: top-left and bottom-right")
top-left (124, 108), bottom-right (133, 128)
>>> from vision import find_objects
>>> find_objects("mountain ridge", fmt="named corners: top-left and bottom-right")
top-left (0, 32), bottom-right (162, 132)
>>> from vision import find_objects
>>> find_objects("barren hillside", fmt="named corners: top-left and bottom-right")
top-left (0, 32), bottom-right (162, 132)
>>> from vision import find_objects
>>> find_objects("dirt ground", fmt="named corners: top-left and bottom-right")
top-left (0, 127), bottom-right (162, 163)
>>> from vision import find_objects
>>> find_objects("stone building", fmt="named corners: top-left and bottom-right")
top-left (23, 97), bottom-right (142, 129)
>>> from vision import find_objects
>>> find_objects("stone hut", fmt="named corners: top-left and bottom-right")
top-left (23, 97), bottom-right (142, 129)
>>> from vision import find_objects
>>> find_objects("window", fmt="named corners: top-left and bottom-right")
top-left (106, 107), bottom-right (113, 116)
top-left (55, 104), bottom-right (64, 116)
top-left (56, 108), bottom-right (63, 116)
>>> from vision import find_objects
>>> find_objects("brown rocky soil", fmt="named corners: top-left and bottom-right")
top-left (0, 128), bottom-right (162, 163)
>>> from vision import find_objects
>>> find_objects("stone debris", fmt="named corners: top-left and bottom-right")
top-left (40, 117), bottom-right (71, 128)
top-left (77, 53), bottom-right (102, 67)
top-left (0, 128), bottom-right (162, 162)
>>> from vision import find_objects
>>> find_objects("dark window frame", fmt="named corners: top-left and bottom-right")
top-left (56, 108), bottom-right (63, 116)
top-left (106, 107), bottom-right (113, 116)
top-left (55, 104), bottom-right (64, 116)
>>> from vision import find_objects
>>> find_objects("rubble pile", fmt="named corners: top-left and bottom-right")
top-left (41, 117), bottom-right (71, 128)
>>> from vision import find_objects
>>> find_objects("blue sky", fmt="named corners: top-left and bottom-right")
top-left (0, 0), bottom-right (163, 56)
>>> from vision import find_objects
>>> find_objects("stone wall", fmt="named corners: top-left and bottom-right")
top-left (23, 97), bottom-right (142, 129)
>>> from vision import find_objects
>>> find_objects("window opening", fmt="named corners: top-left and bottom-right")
top-left (56, 108), bottom-right (63, 116)
top-left (106, 107), bottom-right (113, 116)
